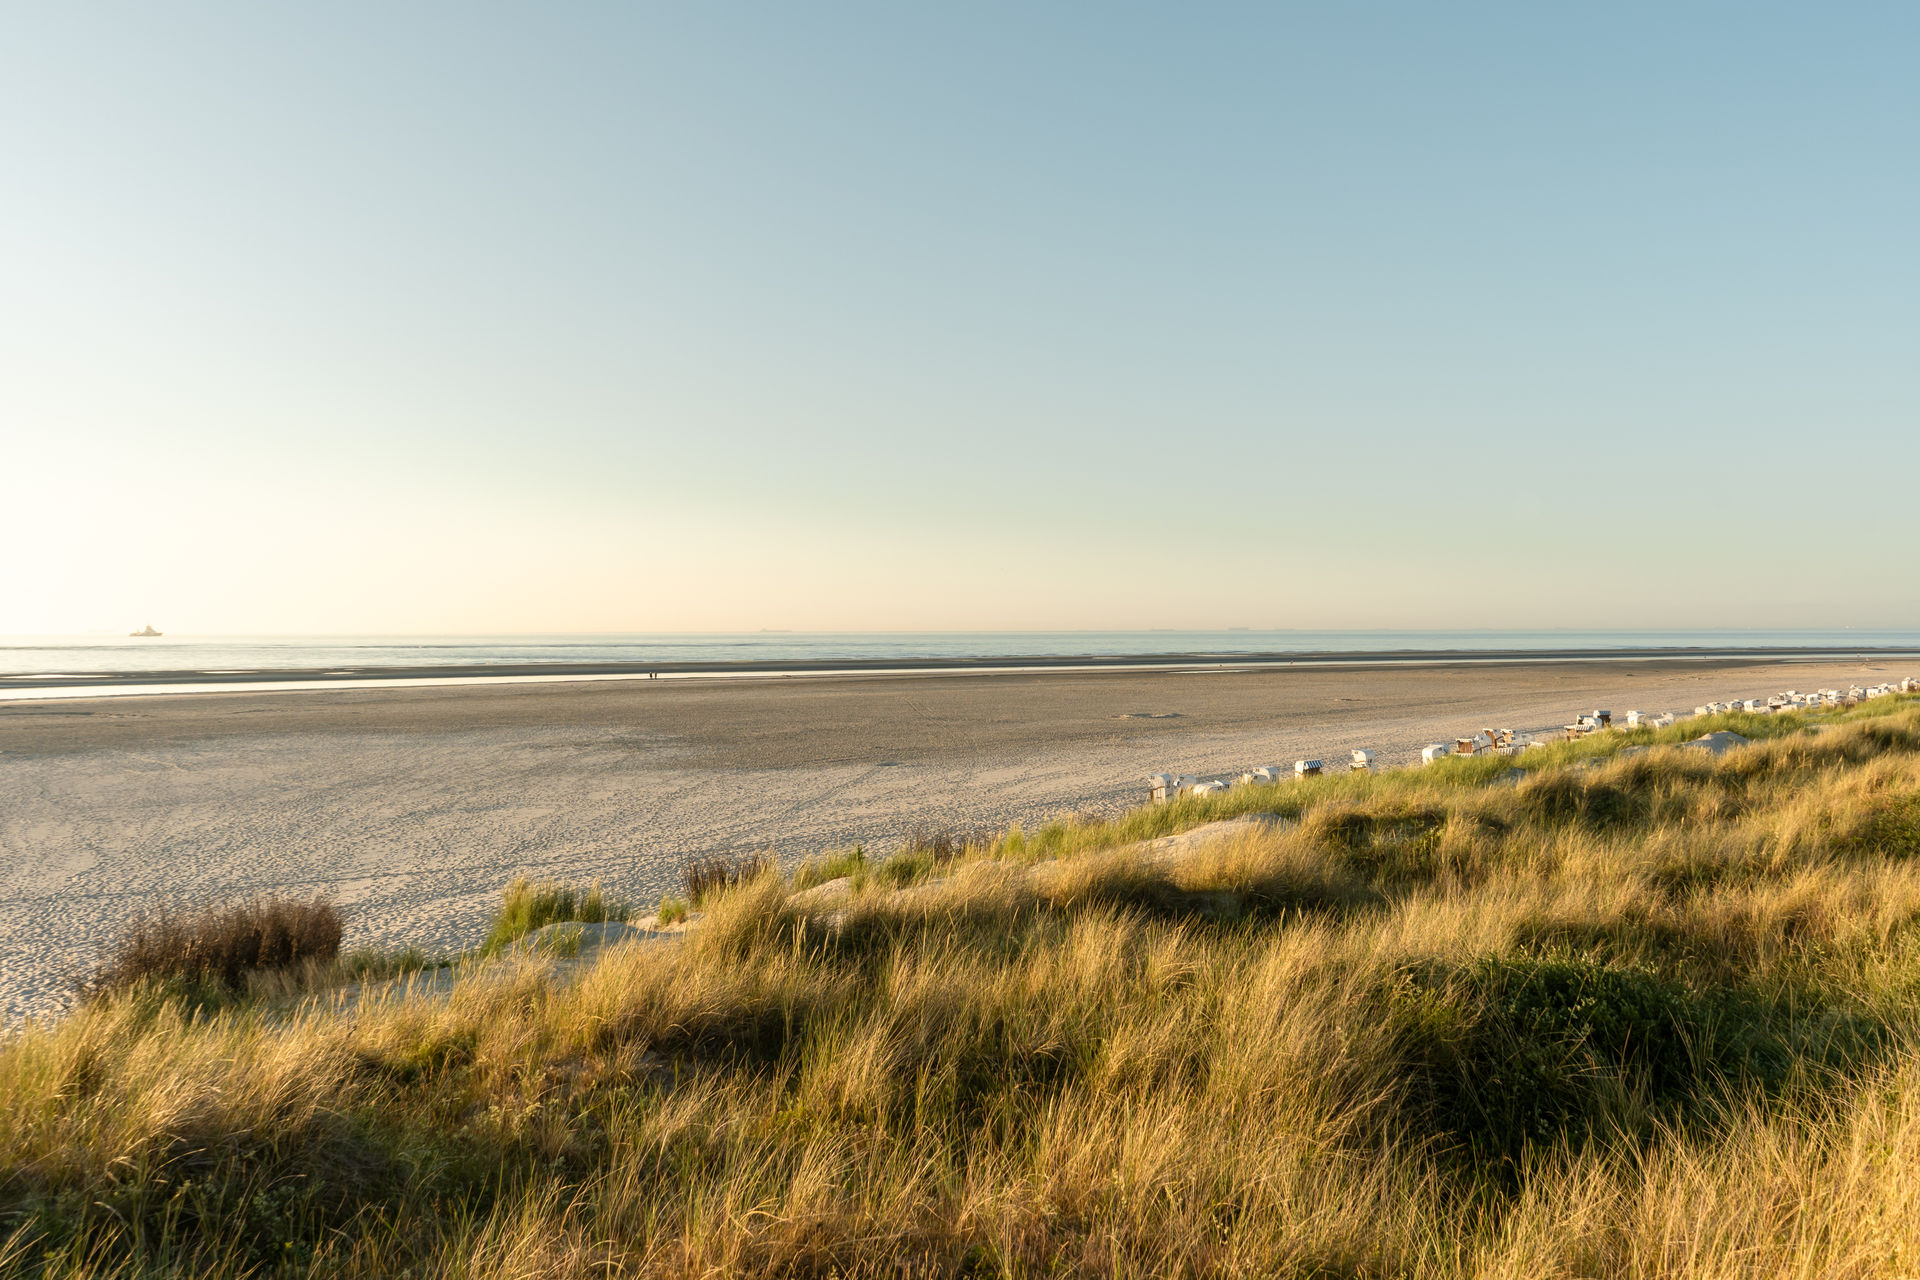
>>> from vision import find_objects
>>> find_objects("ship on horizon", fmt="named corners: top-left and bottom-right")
top-left (130, 624), bottom-right (162, 637)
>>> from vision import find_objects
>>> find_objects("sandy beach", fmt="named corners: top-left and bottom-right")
top-left (0, 655), bottom-right (1902, 1021)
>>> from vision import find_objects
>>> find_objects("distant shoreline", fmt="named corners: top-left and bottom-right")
top-left (4, 644), bottom-right (1918, 702)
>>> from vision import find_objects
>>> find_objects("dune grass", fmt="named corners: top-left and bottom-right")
top-left (478, 878), bottom-right (628, 956)
top-left (79, 894), bottom-right (343, 1002)
top-left (791, 844), bottom-right (867, 891)
top-left (7, 695), bottom-right (1920, 1276)
top-left (681, 853), bottom-right (775, 907)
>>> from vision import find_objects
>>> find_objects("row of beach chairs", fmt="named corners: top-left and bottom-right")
top-left (1145, 678), bottom-right (1918, 803)
top-left (1695, 681), bottom-right (1917, 716)
top-left (1147, 753), bottom-right (1378, 802)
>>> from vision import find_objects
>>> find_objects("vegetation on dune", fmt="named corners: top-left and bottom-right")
top-left (479, 878), bottom-right (629, 957)
top-left (680, 852), bottom-right (775, 907)
top-left (78, 894), bottom-right (343, 1002)
top-left (791, 844), bottom-right (867, 891)
top-left (9, 695), bottom-right (1920, 1275)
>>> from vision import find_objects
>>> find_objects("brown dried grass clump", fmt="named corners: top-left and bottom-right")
top-left (82, 894), bottom-right (343, 998)
top-left (682, 852), bottom-right (775, 906)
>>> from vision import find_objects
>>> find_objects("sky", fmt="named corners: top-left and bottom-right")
top-left (2, 3), bottom-right (1915, 635)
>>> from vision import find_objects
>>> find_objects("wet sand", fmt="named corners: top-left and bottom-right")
top-left (0, 656), bottom-right (1903, 1020)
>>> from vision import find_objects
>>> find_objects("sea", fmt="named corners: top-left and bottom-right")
top-left (6, 630), bottom-right (1920, 679)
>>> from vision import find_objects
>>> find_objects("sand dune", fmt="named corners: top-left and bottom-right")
top-left (0, 656), bottom-right (1898, 1021)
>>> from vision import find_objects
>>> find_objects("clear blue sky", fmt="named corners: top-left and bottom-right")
top-left (3, 4), bottom-right (1914, 633)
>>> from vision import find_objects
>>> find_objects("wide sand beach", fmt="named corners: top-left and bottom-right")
top-left (0, 654), bottom-right (1903, 1020)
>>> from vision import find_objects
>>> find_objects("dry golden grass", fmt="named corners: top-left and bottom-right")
top-left (80, 894), bottom-right (343, 999)
top-left (5, 697), bottom-right (1920, 1276)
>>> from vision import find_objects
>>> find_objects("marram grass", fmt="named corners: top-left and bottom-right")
top-left (6, 696), bottom-right (1920, 1277)
top-left (479, 878), bottom-right (629, 956)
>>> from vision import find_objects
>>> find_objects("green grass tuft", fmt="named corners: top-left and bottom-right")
top-left (478, 878), bottom-right (628, 956)
top-left (793, 845), bottom-right (867, 890)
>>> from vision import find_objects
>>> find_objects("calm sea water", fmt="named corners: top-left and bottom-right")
top-left (4, 631), bottom-right (1919, 678)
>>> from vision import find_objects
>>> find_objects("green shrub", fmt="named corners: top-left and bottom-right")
top-left (1390, 957), bottom-right (1803, 1170)
top-left (1517, 772), bottom-right (1652, 829)
top-left (656, 894), bottom-right (690, 925)
top-left (1844, 792), bottom-right (1920, 858)
top-left (1305, 806), bottom-right (1450, 887)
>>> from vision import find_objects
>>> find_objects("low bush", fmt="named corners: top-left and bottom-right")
top-left (1844, 792), bottom-right (1920, 859)
top-left (82, 894), bottom-right (342, 998)
top-left (1388, 955), bottom-right (1841, 1170)
top-left (1517, 771), bottom-right (1654, 829)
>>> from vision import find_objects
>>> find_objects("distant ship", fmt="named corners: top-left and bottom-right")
top-left (130, 624), bottom-right (162, 637)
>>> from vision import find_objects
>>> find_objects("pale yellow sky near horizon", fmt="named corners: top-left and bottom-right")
top-left (3, 7), bottom-right (1914, 635)
top-left (3, 420), bottom-right (1906, 635)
